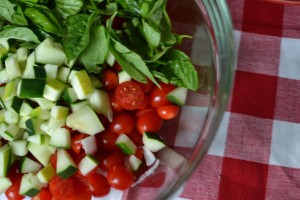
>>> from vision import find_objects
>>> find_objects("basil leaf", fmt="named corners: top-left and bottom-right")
top-left (0, 27), bottom-right (40, 43)
top-left (55, 0), bottom-right (83, 17)
top-left (115, 0), bottom-right (141, 17)
top-left (24, 7), bottom-right (64, 36)
top-left (162, 49), bottom-right (199, 91)
top-left (0, 0), bottom-right (27, 26)
top-left (151, 70), bottom-right (169, 84)
top-left (142, 19), bottom-right (160, 48)
top-left (64, 13), bottom-right (96, 62)
top-left (79, 25), bottom-right (108, 73)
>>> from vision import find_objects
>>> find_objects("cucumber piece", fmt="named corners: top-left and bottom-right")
top-left (35, 98), bottom-right (54, 110)
top-left (106, 51), bottom-right (115, 66)
top-left (88, 89), bottom-right (113, 122)
top-left (16, 47), bottom-right (29, 66)
top-left (0, 177), bottom-right (12, 193)
top-left (0, 144), bottom-right (12, 177)
top-left (35, 38), bottom-right (66, 66)
top-left (143, 146), bottom-right (156, 166)
top-left (62, 87), bottom-right (78, 104)
top-left (0, 109), bottom-right (5, 122)
top-left (5, 55), bottom-right (22, 79)
top-left (31, 107), bottom-right (50, 120)
top-left (4, 110), bottom-right (19, 124)
top-left (81, 135), bottom-right (97, 155)
top-left (27, 142), bottom-right (53, 166)
top-left (67, 67), bottom-right (81, 83)
top-left (19, 173), bottom-right (43, 197)
top-left (128, 155), bottom-right (142, 171)
top-left (142, 132), bottom-right (166, 152)
top-left (20, 157), bottom-right (42, 173)
top-left (89, 74), bottom-right (103, 88)
top-left (70, 70), bottom-right (94, 99)
top-left (50, 106), bottom-right (69, 120)
top-left (78, 154), bottom-right (99, 176)
top-left (66, 105), bottom-right (104, 135)
top-left (118, 71), bottom-right (131, 84)
top-left (37, 164), bottom-right (55, 183)
top-left (27, 134), bottom-right (48, 144)
top-left (56, 149), bottom-right (77, 179)
top-left (166, 87), bottom-right (187, 106)
top-left (70, 100), bottom-right (89, 112)
top-left (44, 64), bottom-right (58, 80)
top-left (4, 79), bottom-right (19, 101)
top-left (57, 67), bottom-right (70, 83)
top-left (0, 69), bottom-right (9, 84)
top-left (9, 140), bottom-right (28, 156)
top-left (43, 79), bottom-right (65, 101)
top-left (11, 96), bottom-right (23, 114)
top-left (18, 79), bottom-right (46, 98)
top-left (19, 101), bottom-right (33, 117)
top-left (18, 116), bottom-right (31, 129)
top-left (22, 52), bottom-right (35, 79)
top-left (33, 66), bottom-right (46, 79)
top-left (0, 122), bottom-right (8, 136)
top-left (2, 124), bottom-right (20, 141)
top-left (49, 128), bottom-right (71, 149)
top-left (115, 134), bottom-right (137, 155)
top-left (25, 118), bottom-right (44, 136)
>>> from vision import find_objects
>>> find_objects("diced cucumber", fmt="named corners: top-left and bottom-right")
top-left (78, 154), bottom-right (99, 176)
top-left (67, 68), bottom-right (81, 83)
top-left (57, 67), bottom-right (70, 83)
top-left (50, 105), bottom-right (69, 120)
top-left (5, 55), bottom-right (22, 79)
top-left (166, 87), bottom-right (187, 106)
top-left (143, 146), bottom-right (156, 166)
top-left (89, 74), bottom-right (103, 88)
top-left (5, 110), bottom-right (19, 124)
top-left (66, 105), bottom-right (104, 135)
top-left (44, 64), bottom-right (58, 80)
top-left (19, 173), bottom-right (43, 197)
top-left (56, 149), bottom-right (77, 179)
top-left (22, 52), bottom-right (35, 79)
top-left (27, 134), bottom-right (48, 144)
top-left (31, 107), bottom-right (50, 120)
top-left (33, 66), bottom-right (46, 79)
top-left (18, 116), bottom-right (31, 129)
top-left (0, 177), bottom-right (12, 193)
top-left (62, 87), bottom-right (78, 104)
top-left (37, 164), bottom-right (55, 183)
top-left (88, 89), bottom-right (113, 122)
top-left (11, 96), bottom-right (23, 114)
top-left (20, 157), bottom-right (42, 173)
top-left (9, 140), bottom-right (28, 156)
top-left (49, 128), bottom-right (71, 149)
top-left (35, 38), bottom-right (66, 66)
top-left (18, 79), bottom-right (46, 98)
top-left (128, 155), bottom-right (142, 171)
top-left (25, 118), bottom-right (44, 135)
top-left (70, 100), bottom-right (89, 112)
top-left (118, 71), bottom-right (131, 84)
top-left (16, 47), bottom-right (29, 67)
top-left (142, 132), bottom-right (166, 152)
top-left (0, 69), bottom-right (9, 84)
top-left (34, 98), bottom-right (54, 110)
top-left (43, 79), bottom-right (65, 101)
top-left (0, 110), bottom-right (5, 122)
top-left (70, 70), bottom-right (94, 99)
top-left (0, 144), bottom-right (12, 177)
top-left (0, 123), bottom-right (8, 136)
top-left (2, 124), bottom-right (20, 141)
top-left (4, 78), bottom-right (19, 101)
top-left (115, 134), bottom-right (137, 155)
top-left (19, 101), bottom-right (33, 117)
top-left (27, 142), bottom-right (53, 166)
top-left (106, 51), bottom-right (116, 67)
top-left (81, 135), bottom-right (97, 155)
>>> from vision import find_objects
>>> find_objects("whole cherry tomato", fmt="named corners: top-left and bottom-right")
top-left (136, 108), bottom-right (163, 134)
top-left (5, 173), bottom-right (24, 200)
top-left (87, 173), bottom-right (110, 197)
top-left (96, 130), bottom-right (119, 153)
top-left (109, 113), bottom-right (135, 134)
top-left (33, 187), bottom-right (52, 200)
top-left (101, 69), bottom-right (119, 91)
top-left (156, 105), bottom-right (180, 120)
top-left (107, 165), bottom-right (135, 190)
top-left (150, 83), bottom-right (176, 107)
top-left (99, 151), bottom-right (125, 171)
top-left (134, 78), bottom-right (154, 93)
top-left (49, 176), bottom-right (75, 200)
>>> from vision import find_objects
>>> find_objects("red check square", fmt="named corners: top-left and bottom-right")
top-left (218, 158), bottom-right (269, 200)
top-left (230, 71), bottom-right (278, 119)
top-left (242, 0), bottom-right (284, 36)
top-left (282, 6), bottom-right (300, 38)
top-left (227, 0), bottom-right (245, 30)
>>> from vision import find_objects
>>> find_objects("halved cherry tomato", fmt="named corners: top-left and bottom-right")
top-left (33, 187), bottom-right (52, 200)
top-left (87, 173), bottom-right (110, 197)
top-left (136, 108), bottom-right (163, 134)
top-left (66, 174), bottom-right (92, 200)
top-left (99, 151), bottom-right (124, 171)
top-left (156, 105), bottom-right (180, 120)
top-left (115, 81), bottom-right (144, 110)
top-left (101, 69), bottom-right (119, 91)
top-left (137, 95), bottom-right (150, 110)
top-left (5, 173), bottom-right (24, 200)
top-left (107, 165), bottom-right (135, 190)
top-left (96, 130), bottom-right (119, 153)
top-left (49, 176), bottom-right (74, 200)
top-left (109, 92), bottom-right (124, 113)
top-left (134, 78), bottom-right (153, 93)
top-left (109, 113), bottom-right (135, 134)
top-left (71, 134), bottom-right (88, 155)
top-left (150, 83), bottom-right (176, 107)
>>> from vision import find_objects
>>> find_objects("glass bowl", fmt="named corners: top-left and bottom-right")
top-left (121, 0), bottom-right (235, 199)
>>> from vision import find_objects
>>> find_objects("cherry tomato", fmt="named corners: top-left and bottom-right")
top-left (98, 114), bottom-right (110, 129)
top-left (99, 151), bottom-right (124, 171)
top-left (134, 147), bottom-right (144, 160)
top-left (66, 174), bottom-right (92, 200)
top-left (109, 92), bottom-right (124, 113)
top-left (33, 188), bottom-right (51, 200)
top-left (101, 69), bottom-right (119, 91)
top-left (136, 109), bottom-right (163, 134)
top-left (96, 130), bottom-right (119, 153)
top-left (107, 165), bottom-right (135, 190)
top-left (127, 130), bottom-right (143, 146)
top-left (49, 176), bottom-right (75, 200)
top-left (5, 173), bottom-right (24, 200)
top-left (115, 81), bottom-right (144, 110)
top-left (87, 173), bottom-right (110, 197)
top-left (150, 83), bottom-right (176, 107)
top-left (134, 78), bottom-right (154, 93)
top-left (71, 134), bottom-right (88, 155)
top-left (156, 105), bottom-right (180, 120)
top-left (137, 95), bottom-right (150, 110)
top-left (113, 62), bottom-right (122, 72)
top-left (109, 113), bottom-right (135, 134)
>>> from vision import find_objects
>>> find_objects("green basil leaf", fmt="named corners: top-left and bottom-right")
top-left (79, 25), bottom-right (108, 73)
top-left (142, 19), bottom-right (161, 48)
top-left (0, 0), bottom-right (27, 26)
top-left (64, 13), bottom-right (96, 62)
top-left (115, 0), bottom-right (141, 17)
top-left (24, 7), bottom-right (64, 36)
top-left (0, 27), bottom-right (40, 43)
top-left (55, 0), bottom-right (84, 17)
top-left (151, 70), bottom-right (169, 84)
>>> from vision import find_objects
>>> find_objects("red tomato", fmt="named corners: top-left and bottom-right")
top-left (136, 109), bottom-right (163, 134)
top-left (137, 95), bottom-right (150, 110)
top-left (5, 173), bottom-right (24, 200)
top-left (115, 81), bottom-right (144, 110)
top-left (109, 92), bottom-right (124, 113)
top-left (107, 165), bottom-right (135, 190)
top-left (49, 176), bottom-right (75, 199)
top-left (109, 113), bottom-right (135, 134)
top-left (98, 114), bottom-right (110, 129)
top-left (101, 70), bottom-right (119, 91)
top-left (96, 130), bottom-right (119, 153)
top-left (156, 105), bottom-right (180, 120)
top-left (134, 78), bottom-right (154, 93)
top-left (134, 147), bottom-right (144, 160)
top-left (99, 151), bottom-right (125, 171)
top-left (127, 130), bottom-right (143, 146)
top-left (66, 174), bottom-right (92, 200)
top-left (150, 83), bottom-right (176, 107)
top-left (87, 173), bottom-right (110, 197)
top-left (113, 62), bottom-right (122, 72)
top-left (33, 188), bottom-right (52, 200)
top-left (71, 134), bottom-right (88, 155)
top-left (49, 153), bottom-right (57, 171)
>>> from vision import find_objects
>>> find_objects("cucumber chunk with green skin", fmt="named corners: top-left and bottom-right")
top-left (18, 79), bottom-right (46, 98)
top-left (37, 164), bottom-right (55, 183)
top-left (62, 87), bottom-right (78, 104)
top-left (25, 118), bottom-right (45, 136)
top-left (30, 107), bottom-right (50, 120)
top-left (70, 70), bottom-right (94, 100)
top-left (128, 155), bottom-right (142, 171)
top-left (56, 149), bottom-right (77, 179)
top-left (27, 142), bottom-right (53, 166)
top-left (19, 173), bottom-right (44, 197)
top-left (166, 87), bottom-right (188, 106)
top-left (43, 79), bottom-right (66, 101)
top-left (11, 96), bottom-right (23, 114)
top-left (4, 79), bottom-right (19, 101)
top-left (1, 124), bottom-right (20, 141)
top-left (27, 134), bottom-right (48, 144)
top-left (49, 128), bottom-right (71, 149)
top-left (44, 64), bottom-right (58, 80)
top-left (33, 66), bottom-right (46, 79)
top-left (0, 145), bottom-right (12, 177)
top-left (88, 89), bottom-right (113, 122)
top-left (50, 106), bottom-right (69, 120)
top-left (20, 157), bottom-right (42, 173)
top-left (142, 132), bottom-right (166, 152)
top-left (78, 154), bottom-right (99, 176)
top-left (115, 134), bottom-right (137, 155)
top-left (34, 98), bottom-right (54, 110)
top-left (0, 177), bottom-right (12, 193)
top-left (9, 140), bottom-right (28, 156)
top-left (5, 55), bottom-right (22, 80)
top-left (57, 67), bottom-right (70, 83)
top-left (70, 100), bottom-right (89, 112)
top-left (22, 52), bottom-right (35, 79)
top-left (19, 101), bottom-right (33, 117)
